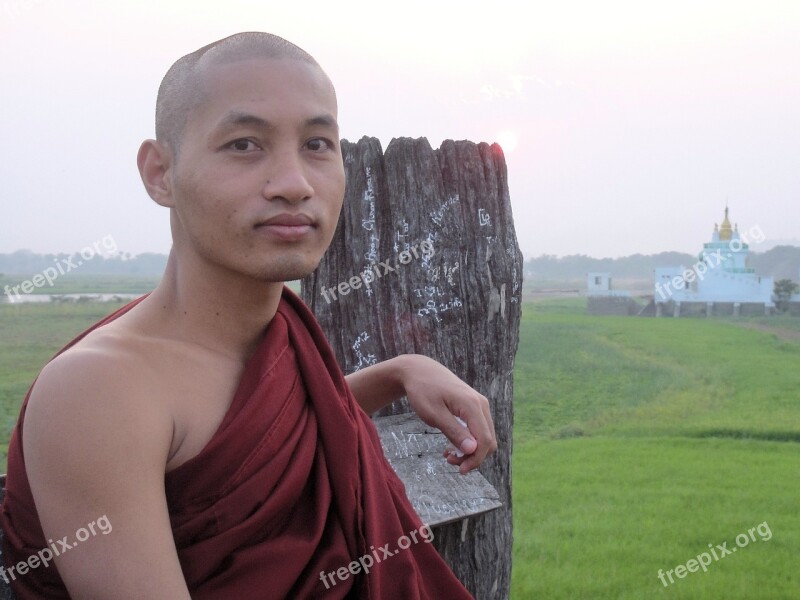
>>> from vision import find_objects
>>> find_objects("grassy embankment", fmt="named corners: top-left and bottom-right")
top-left (512, 298), bottom-right (799, 599)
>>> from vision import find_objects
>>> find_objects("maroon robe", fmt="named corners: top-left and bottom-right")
top-left (2, 288), bottom-right (473, 599)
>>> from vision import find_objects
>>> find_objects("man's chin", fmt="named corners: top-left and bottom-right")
top-left (257, 256), bottom-right (320, 283)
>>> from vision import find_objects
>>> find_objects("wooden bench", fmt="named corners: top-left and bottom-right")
top-left (375, 413), bottom-right (502, 527)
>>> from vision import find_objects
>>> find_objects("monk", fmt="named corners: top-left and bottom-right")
top-left (0, 32), bottom-right (496, 599)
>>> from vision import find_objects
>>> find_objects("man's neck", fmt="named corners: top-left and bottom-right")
top-left (138, 250), bottom-right (285, 363)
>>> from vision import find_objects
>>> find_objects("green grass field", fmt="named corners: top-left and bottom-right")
top-left (512, 299), bottom-right (799, 599)
top-left (0, 295), bottom-right (798, 598)
top-left (1, 273), bottom-right (160, 296)
top-left (0, 302), bottom-right (131, 462)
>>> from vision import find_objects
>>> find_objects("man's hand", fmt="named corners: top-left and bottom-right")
top-left (345, 354), bottom-right (497, 474)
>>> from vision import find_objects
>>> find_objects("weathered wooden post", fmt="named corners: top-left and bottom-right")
top-left (301, 136), bottom-right (523, 600)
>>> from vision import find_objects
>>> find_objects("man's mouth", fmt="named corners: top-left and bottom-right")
top-left (254, 213), bottom-right (316, 241)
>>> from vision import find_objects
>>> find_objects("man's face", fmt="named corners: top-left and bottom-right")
top-left (167, 57), bottom-right (345, 282)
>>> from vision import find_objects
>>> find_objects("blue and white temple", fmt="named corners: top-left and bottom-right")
top-left (654, 208), bottom-right (773, 312)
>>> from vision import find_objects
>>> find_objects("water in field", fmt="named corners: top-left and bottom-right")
top-left (1, 293), bottom-right (140, 304)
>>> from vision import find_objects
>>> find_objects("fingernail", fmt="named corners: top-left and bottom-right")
top-left (460, 438), bottom-right (477, 454)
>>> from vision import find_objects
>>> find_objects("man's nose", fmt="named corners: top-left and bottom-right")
top-left (262, 151), bottom-right (314, 203)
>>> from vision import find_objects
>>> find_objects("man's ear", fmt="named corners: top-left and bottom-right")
top-left (137, 139), bottom-right (175, 207)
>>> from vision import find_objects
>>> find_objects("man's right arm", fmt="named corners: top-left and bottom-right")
top-left (22, 347), bottom-right (192, 599)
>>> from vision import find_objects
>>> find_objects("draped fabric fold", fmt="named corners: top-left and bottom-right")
top-left (2, 288), bottom-right (473, 599)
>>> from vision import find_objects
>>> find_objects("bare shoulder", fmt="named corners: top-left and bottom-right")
top-left (20, 321), bottom-right (193, 598)
top-left (23, 323), bottom-right (174, 491)
top-left (27, 323), bottom-right (172, 434)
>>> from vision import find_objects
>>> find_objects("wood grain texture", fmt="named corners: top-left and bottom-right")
top-left (301, 136), bottom-right (523, 600)
top-left (375, 413), bottom-right (502, 527)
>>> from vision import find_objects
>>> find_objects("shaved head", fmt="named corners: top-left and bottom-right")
top-left (155, 32), bottom-right (322, 155)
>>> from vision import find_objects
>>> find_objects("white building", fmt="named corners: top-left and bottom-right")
top-left (587, 272), bottom-right (630, 296)
top-left (654, 208), bottom-right (773, 308)
top-left (587, 272), bottom-right (610, 295)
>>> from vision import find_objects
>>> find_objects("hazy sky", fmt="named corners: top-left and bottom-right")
top-left (1, 0), bottom-right (798, 260)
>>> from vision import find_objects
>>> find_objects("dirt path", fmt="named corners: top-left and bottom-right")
top-left (731, 322), bottom-right (800, 344)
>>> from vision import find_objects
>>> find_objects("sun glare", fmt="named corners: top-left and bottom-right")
top-left (496, 130), bottom-right (518, 153)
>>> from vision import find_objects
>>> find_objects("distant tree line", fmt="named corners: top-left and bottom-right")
top-left (525, 245), bottom-right (800, 282)
top-left (774, 279), bottom-right (800, 311)
top-left (750, 246), bottom-right (800, 282)
top-left (0, 250), bottom-right (167, 277)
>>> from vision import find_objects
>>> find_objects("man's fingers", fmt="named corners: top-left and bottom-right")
top-left (479, 395), bottom-right (496, 444)
top-left (479, 395), bottom-right (498, 451)
top-left (441, 415), bottom-right (476, 457)
top-left (463, 395), bottom-right (497, 454)
top-left (439, 395), bottom-right (497, 474)
top-left (460, 437), bottom-right (478, 454)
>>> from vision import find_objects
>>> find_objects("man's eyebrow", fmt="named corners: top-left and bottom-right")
top-left (213, 112), bottom-right (338, 131)
top-left (214, 111), bottom-right (271, 131)
top-left (305, 114), bottom-right (338, 129)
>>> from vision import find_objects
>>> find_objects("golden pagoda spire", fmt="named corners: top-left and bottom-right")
top-left (719, 205), bottom-right (733, 241)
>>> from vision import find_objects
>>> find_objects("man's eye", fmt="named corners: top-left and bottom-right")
top-left (228, 139), bottom-right (259, 152)
top-left (305, 138), bottom-right (332, 152)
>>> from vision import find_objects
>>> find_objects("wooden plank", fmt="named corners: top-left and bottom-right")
top-left (375, 413), bottom-right (502, 527)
